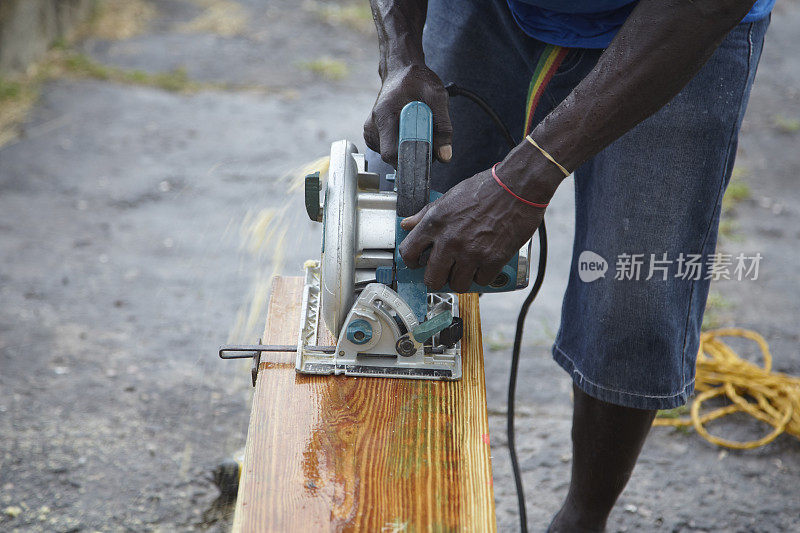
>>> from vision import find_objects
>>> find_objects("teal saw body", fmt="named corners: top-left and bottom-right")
top-left (392, 102), bottom-right (528, 320)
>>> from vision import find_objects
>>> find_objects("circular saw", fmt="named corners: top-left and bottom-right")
top-left (296, 102), bottom-right (532, 380)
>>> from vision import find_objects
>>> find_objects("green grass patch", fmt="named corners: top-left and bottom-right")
top-left (141, 67), bottom-right (192, 92)
top-left (0, 76), bottom-right (38, 147)
top-left (724, 167), bottom-right (751, 210)
top-left (299, 57), bottom-right (349, 81)
top-left (487, 339), bottom-right (512, 352)
top-left (657, 404), bottom-right (690, 419)
top-left (63, 53), bottom-right (114, 80)
top-left (718, 218), bottom-right (743, 241)
top-left (308, 1), bottom-right (373, 33)
top-left (772, 114), bottom-right (800, 134)
top-left (0, 48), bottom-right (208, 147)
top-left (484, 329), bottom-right (512, 352)
top-left (0, 78), bottom-right (23, 101)
top-left (178, 0), bottom-right (246, 37)
top-left (79, 0), bottom-right (157, 41)
top-left (725, 179), bottom-right (751, 205)
top-left (702, 291), bottom-right (733, 330)
top-left (58, 52), bottom-right (197, 92)
top-left (730, 165), bottom-right (748, 180)
top-left (718, 166), bottom-right (751, 240)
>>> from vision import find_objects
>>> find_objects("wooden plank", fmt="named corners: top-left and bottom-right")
top-left (233, 276), bottom-right (496, 532)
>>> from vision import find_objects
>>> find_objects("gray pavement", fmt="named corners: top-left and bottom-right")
top-left (0, 1), bottom-right (798, 531)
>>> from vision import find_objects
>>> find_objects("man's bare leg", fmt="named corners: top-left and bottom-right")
top-left (549, 384), bottom-right (657, 532)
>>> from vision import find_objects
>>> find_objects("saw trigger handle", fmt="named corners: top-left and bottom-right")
top-left (396, 101), bottom-right (433, 218)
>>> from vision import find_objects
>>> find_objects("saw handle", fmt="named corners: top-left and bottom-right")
top-left (396, 101), bottom-right (433, 218)
top-left (394, 101), bottom-right (435, 320)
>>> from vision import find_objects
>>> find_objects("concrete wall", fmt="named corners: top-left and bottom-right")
top-left (0, 0), bottom-right (94, 73)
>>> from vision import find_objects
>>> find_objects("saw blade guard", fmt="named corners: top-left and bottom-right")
top-left (319, 141), bottom-right (395, 336)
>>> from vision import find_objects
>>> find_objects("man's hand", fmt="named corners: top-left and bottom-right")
top-left (364, 63), bottom-right (453, 167)
top-left (366, 0), bottom-right (452, 167)
top-left (399, 167), bottom-right (545, 292)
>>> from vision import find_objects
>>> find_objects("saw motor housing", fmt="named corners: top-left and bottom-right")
top-left (297, 102), bottom-right (532, 380)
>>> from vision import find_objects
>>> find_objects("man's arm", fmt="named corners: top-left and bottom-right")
top-left (497, 0), bottom-right (758, 200)
top-left (364, 0), bottom-right (453, 166)
top-left (400, 0), bottom-right (758, 291)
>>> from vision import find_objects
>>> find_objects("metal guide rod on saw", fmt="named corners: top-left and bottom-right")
top-left (218, 345), bottom-right (335, 358)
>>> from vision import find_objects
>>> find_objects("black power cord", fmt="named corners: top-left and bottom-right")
top-left (446, 82), bottom-right (547, 533)
top-left (507, 220), bottom-right (546, 533)
top-left (445, 83), bottom-right (518, 149)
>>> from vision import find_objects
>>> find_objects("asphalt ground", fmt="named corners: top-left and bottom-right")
top-left (1, 1), bottom-right (798, 531)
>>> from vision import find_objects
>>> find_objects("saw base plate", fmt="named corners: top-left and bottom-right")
top-left (295, 261), bottom-right (462, 380)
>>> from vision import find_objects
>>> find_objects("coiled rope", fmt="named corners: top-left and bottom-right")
top-left (654, 328), bottom-right (800, 449)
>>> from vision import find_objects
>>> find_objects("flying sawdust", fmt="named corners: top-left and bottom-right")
top-left (227, 156), bottom-right (331, 344)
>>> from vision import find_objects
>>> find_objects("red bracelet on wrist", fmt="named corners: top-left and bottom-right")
top-left (491, 164), bottom-right (549, 209)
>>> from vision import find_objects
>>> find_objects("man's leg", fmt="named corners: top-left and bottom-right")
top-left (549, 18), bottom-right (769, 531)
top-left (549, 386), bottom-right (656, 532)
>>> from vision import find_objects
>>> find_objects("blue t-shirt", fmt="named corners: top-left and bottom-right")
top-left (507, 0), bottom-right (775, 48)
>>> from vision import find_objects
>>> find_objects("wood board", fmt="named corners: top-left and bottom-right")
top-left (232, 276), bottom-right (496, 532)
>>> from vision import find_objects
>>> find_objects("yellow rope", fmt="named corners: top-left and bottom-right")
top-left (653, 328), bottom-right (800, 449)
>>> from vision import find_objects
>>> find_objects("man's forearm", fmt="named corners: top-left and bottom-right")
top-left (505, 0), bottom-right (757, 198)
top-left (365, 0), bottom-right (453, 164)
top-left (370, 0), bottom-right (428, 79)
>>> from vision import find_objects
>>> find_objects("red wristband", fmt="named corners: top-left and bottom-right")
top-left (491, 164), bottom-right (549, 208)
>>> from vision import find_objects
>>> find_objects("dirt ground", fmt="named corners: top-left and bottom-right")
top-left (1, 1), bottom-right (798, 531)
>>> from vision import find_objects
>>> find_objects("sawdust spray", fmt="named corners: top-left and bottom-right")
top-left (227, 156), bottom-right (331, 343)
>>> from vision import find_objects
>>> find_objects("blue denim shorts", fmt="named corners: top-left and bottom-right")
top-left (367, 0), bottom-right (769, 409)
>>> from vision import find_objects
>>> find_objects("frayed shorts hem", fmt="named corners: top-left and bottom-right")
top-left (552, 343), bottom-right (695, 411)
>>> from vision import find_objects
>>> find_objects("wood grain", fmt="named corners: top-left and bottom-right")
top-left (233, 276), bottom-right (496, 532)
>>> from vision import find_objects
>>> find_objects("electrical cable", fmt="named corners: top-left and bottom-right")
top-left (447, 82), bottom-right (547, 533)
top-left (507, 219), bottom-right (546, 533)
top-left (445, 83), bottom-right (517, 149)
